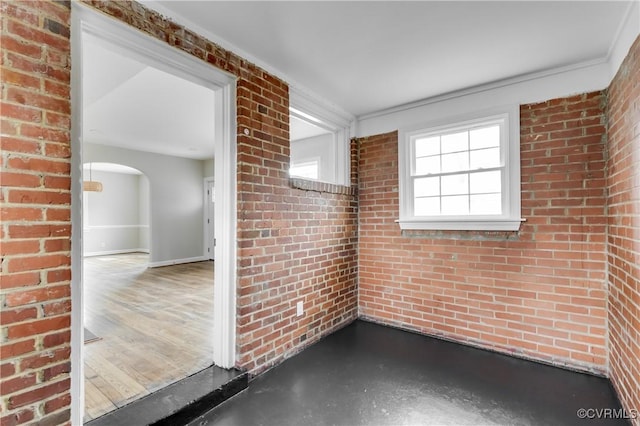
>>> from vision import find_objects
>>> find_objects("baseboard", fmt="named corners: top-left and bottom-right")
top-left (357, 315), bottom-right (608, 378)
top-left (84, 249), bottom-right (150, 257)
top-left (148, 256), bottom-right (208, 268)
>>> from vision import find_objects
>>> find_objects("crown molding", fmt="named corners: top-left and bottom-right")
top-left (139, 0), bottom-right (354, 126)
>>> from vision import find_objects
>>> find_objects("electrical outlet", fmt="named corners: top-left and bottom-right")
top-left (296, 301), bottom-right (304, 317)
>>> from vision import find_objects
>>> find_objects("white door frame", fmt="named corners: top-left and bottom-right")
top-left (204, 177), bottom-right (215, 260)
top-left (70, 4), bottom-right (237, 424)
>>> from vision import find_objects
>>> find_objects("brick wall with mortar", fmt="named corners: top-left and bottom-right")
top-left (358, 91), bottom-right (610, 374)
top-left (1, 0), bottom-right (638, 424)
top-left (607, 36), bottom-right (640, 425)
top-left (1, 1), bottom-right (358, 424)
top-left (1, 1), bottom-right (73, 425)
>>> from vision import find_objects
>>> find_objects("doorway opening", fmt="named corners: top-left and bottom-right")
top-left (80, 162), bottom-right (213, 421)
top-left (71, 4), bottom-right (237, 424)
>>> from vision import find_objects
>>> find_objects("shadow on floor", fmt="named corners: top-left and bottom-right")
top-left (191, 320), bottom-right (628, 426)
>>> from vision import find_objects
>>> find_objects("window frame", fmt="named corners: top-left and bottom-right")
top-left (289, 88), bottom-right (353, 187)
top-left (398, 106), bottom-right (522, 231)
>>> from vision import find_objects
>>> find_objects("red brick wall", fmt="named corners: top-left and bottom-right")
top-left (1, 1), bottom-right (73, 425)
top-left (358, 91), bottom-right (609, 374)
top-left (235, 94), bottom-right (358, 373)
top-left (1, 0), bottom-right (357, 423)
top-left (1, 0), bottom-right (636, 424)
top-left (607, 36), bottom-right (640, 425)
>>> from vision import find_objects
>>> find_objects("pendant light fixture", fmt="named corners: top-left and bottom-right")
top-left (83, 163), bottom-right (103, 192)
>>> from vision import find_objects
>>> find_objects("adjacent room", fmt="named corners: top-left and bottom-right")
top-left (0, 1), bottom-right (638, 426)
top-left (79, 33), bottom-right (217, 421)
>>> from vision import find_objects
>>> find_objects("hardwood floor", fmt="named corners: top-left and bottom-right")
top-left (83, 253), bottom-right (214, 422)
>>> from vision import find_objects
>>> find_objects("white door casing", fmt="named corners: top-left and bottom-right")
top-left (70, 4), bottom-right (237, 424)
top-left (205, 177), bottom-right (215, 260)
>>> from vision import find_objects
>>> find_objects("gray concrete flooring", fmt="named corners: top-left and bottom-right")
top-left (192, 320), bottom-right (627, 426)
top-left (86, 366), bottom-right (246, 426)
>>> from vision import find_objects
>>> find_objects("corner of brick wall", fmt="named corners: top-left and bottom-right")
top-left (234, 73), bottom-right (358, 374)
top-left (1, 1), bottom-right (73, 425)
top-left (358, 91), bottom-right (609, 375)
top-left (606, 34), bottom-right (640, 425)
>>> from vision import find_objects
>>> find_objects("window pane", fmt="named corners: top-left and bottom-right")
top-left (470, 147), bottom-right (500, 170)
top-left (441, 131), bottom-right (468, 153)
top-left (290, 161), bottom-right (319, 179)
top-left (401, 112), bottom-right (516, 229)
top-left (470, 125), bottom-right (500, 150)
top-left (470, 193), bottom-right (502, 214)
top-left (441, 173), bottom-right (468, 196)
top-left (470, 170), bottom-right (501, 194)
top-left (415, 136), bottom-right (440, 157)
top-left (415, 196), bottom-right (440, 216)
top-left (414, 176), bottom-right (440, 197)
top-left (415, 155), bottom-right (440, 175)
top-left (441, 195), bottom-right (469, 215)
top-left (441, 152), bottom-right (469, 173)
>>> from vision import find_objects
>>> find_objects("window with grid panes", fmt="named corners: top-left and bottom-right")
top-left (398, 111), bottom-right (522, 231)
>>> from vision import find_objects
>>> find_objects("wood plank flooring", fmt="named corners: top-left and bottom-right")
top-left (83, 253), bottom-right (214, 423)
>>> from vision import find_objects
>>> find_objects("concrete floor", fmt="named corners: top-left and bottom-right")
top-left (86, 366), bottom-right (246, 426)
top-left (192, 320), bottom-right (627, 426)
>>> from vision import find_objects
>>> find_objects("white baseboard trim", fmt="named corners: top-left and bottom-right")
top-left (83, 249), bottom-right (150, 257)
top-left (147, 256), bottom-right (208, 268)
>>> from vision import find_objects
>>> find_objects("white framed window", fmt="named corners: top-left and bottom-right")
top-left (398, 107), bottom-right (522, 231)
top-left (289, 88), bottom-right (353, 186)
top-left (290, 159), bottom-right (320, 180)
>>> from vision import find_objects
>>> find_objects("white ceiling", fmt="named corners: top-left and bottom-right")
top-left (84, 1), bottom-right (633, 159)
top-left (83, 32), bottom-right (327, 159)
top-left (83, 34), bottom-right (217, 159)
top-left (290, 115), bottom-right (331, 141)
top-left (149, 1), bottom-right (632, 117)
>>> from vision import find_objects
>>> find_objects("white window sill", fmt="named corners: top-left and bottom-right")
top-left (397, 218), bottom-right (525, 231)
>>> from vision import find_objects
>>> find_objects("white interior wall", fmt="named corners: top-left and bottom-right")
top-left (85, 170), bottom-right (139, 226)
top-left (203, 158), bottom-right (215, 178)
top-left (356, 61), bottom-right (611, 139)
top-left (84, 142), bottom-right (206, 266)
top-left (83, 169), bottom-right (149, 255)
top-left (291, 133), bottom-right (334, 183)
top-left (138, 174), bottom-right (150, 250)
